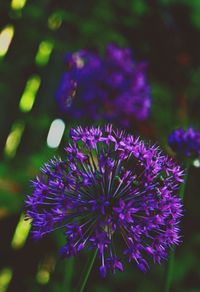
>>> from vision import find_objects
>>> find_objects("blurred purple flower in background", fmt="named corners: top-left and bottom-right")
top-left (26, 125), bottom-right (183, 277)
top-left (168, 128), bottom-right (200, 158)
top-left (56, 44), bottom-right (151, 127)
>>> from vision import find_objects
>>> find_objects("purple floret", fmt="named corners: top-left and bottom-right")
top-left (168, 127), bottom-right (200, 158)
top-left (26, 125), bottom-right (184, 276)
top-left (56, 43), bottom-right (151, 126)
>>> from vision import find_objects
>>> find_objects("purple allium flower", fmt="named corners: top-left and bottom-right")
top-left (168, 128), bottom-right (200, 158)
top-left (26, 125), bottom-right (183, 277)
top-left (56, 43), bottom-right (151, 127)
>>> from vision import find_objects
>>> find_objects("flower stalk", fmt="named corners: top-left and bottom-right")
top-left (78, 249), bottom-right (98, 292)
top-left (164, 163), bottom-right (189, 292)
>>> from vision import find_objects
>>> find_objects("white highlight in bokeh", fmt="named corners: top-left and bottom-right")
top-left (47, 119), bottom-right (65, 148)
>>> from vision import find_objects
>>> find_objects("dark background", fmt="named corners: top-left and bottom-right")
top-left (0, 0), bottom-right (200, 291)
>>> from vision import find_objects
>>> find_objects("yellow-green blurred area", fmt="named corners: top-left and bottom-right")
top-left (0, 0), bottom-right (200, 291)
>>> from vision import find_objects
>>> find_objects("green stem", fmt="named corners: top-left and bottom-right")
top-left (164, 164), bottom-right (189, 292)
top-left (77, 249), bottom-right (98, 292)
top-left (62, 257), bottom-right (74, 292)
top-left (164, 248), bottom-right (175, 292)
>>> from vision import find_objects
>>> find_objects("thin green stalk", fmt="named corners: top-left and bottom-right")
top-left (164, 248), bottom-right (175, 292)
top-left (62, 257), bottom-right (74, 292)
top-left (164, 164), bottom-right (189, 292)
top-left (77, 249), bottom-right (98, 292)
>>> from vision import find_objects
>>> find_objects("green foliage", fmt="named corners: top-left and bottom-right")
top-left (0, 0), bottom-right (200, 291)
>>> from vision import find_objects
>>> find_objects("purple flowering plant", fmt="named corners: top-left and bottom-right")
top-left (168, 127), bottom-right (200, 158)
top-left (165, 127), bottom-right (199, 291)
top-left (26, 125), bottom-right (183, 277)
top-left (56, 43), bottom-right (151, 127)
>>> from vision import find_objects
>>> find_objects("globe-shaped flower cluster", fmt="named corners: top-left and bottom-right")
top-left (26, 125), bottom-right (183, 277)
top-left (168, 127), bottom-right (200, 158)
top-left (56, 43), bottom-right (151, 127)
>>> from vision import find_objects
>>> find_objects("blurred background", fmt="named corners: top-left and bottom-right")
top-left (0, 0), bottom-right (200, 291)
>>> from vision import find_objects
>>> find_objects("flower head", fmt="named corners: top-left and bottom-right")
top-left (56, 43), bottom-right (151, 127)
top-left (168, 127), bottom-right (200, 158)
top-left (26, 125), bottom-right (183, 276)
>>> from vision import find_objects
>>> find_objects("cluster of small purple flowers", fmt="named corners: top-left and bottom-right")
top-left (56, 43), bottom-right (151, 127)
top-left (168, 128), bottom-right (200, 158)
top-left (26, 125), bottom-right (183, 277)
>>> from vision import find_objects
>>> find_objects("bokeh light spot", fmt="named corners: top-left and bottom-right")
top-left (4, 121), bottom-right (25, 159)
top-left (48, 12), bottom-right (63, 30)
top-left (193, 159), bottom-right (200, 168)
top-left (19, 75), bottom-right (41, 112)
top-left (11, 0), bottom-right (27, 10)
top-left (11, 213), bottom-right (31, 250)
top-left (35, 40), bottom-right (54, 66)
top-left (0, 25), bottom-right (14, 58)
top-left (0, 268), bottom-right (13, 292)
top-left (47, 119), bottom-right (65, 148)
top-left (36, 270), bottom-right (50, 285)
